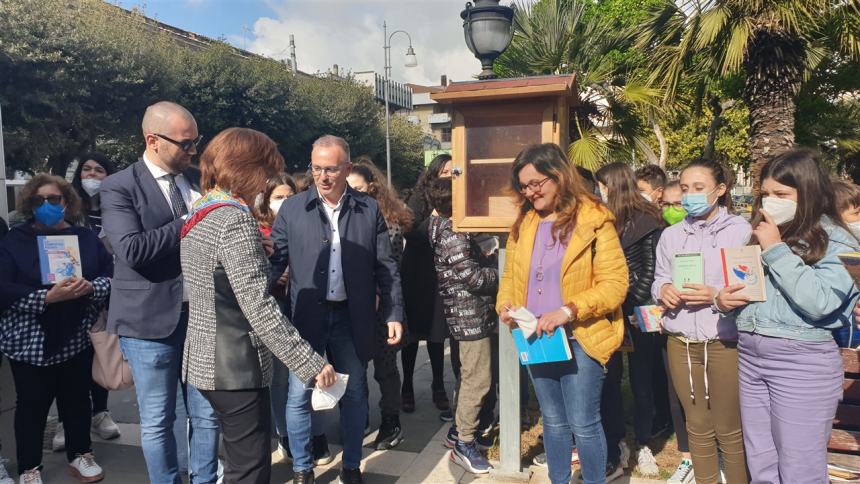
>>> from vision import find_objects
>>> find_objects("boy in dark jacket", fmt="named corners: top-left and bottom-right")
top-left (427, 178), bottom-right (498, 474)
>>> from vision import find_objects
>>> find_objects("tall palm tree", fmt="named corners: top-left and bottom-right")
top-left (638, 0), bottom-right (860, 184)
top-left (496, 0), bottom-right (667, 170)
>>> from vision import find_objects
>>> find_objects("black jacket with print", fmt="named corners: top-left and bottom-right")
top-left (428, 215), bottom-right (498, 341)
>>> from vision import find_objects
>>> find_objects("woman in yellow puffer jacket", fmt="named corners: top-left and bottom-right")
top-left (498, 143), bottom-right (628, 484)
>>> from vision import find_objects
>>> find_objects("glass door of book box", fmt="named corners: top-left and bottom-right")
top-left (452, 99), bottom-right (558, 232)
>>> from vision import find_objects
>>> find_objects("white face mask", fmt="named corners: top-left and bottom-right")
top-left (762, 197), bottom-right (798, 226)
top-left (269, 199), bottom-right (285, 215)
top-left (81, 178), bottom-right (102, 197)
top-left (848, 220), bottom-right (860, 240)
top-left (641, 191), bottom-right (653, 202)
top-left (599, 188), bottom-right (608, 203)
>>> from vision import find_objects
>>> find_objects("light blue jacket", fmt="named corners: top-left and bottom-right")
top-left (735, 218), bottom-right (860, 342)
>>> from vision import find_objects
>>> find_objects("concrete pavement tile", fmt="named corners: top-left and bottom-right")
top-left (37, 442), bottom-right (149, 483)
top-left (362, 449), bottom-right (417, 476)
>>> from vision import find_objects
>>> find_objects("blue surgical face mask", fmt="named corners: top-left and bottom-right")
top-left (34, 201), bottom-right (65, 226)
top-left (681, 188), bottom-right (718, 217)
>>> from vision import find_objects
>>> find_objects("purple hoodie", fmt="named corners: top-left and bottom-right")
top-left (651, 207), bottom-right (752, 341)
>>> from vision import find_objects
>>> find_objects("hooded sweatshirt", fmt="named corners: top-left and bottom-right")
top-left (651, 207), bottom-right (751, 341)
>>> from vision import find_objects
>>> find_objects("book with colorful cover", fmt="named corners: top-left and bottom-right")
top-left (633, 305), bottom-right (663, 332)
top-left (721, 245), bottom-right (767, 302)
top-left (37, 235), bottom-right (82, 284)
top-left (672, 252), bottom-right (704, 291)
top-left (512, 328), bottom-right (572, 365)
top-left (839, 252), bottom-right (860, 288)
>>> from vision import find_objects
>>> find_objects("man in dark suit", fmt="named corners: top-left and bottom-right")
top-left (270, 135), bottom-right (403, 484)
top-left (100, 101), bottom-right (219, 484)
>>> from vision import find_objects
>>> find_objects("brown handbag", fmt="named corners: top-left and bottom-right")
top-left (89, 311), bottom-right (134, 390)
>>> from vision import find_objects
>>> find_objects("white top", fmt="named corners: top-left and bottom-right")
top-left (142, 153), bottom-right (200, 216)
top-left (318, 188), bottom-right (347, 302)
top-left (142, 153), bottom-right (201, 302)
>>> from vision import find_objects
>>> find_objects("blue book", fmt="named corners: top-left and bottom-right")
top-left (512, 328), bottom-right (572, 365)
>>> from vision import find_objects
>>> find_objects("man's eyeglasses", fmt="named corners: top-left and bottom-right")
top-left (30, 195), bottom-right (63, 206)
top-left (154, 134), bottom-right (203, 152)
top-left (519, 177), bottom-right (551, 194)
top-left (309, 164), bottom-right (347, 176)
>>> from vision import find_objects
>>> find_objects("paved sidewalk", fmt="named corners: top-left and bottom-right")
top-left (0, 346), bottom-right (668, 483)
top-left (0, 342), bottom-right (456, 483)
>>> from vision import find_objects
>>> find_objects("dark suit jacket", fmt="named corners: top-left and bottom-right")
top-left (269, 187), bottom-right (404, 362)
top-left (100, 159), bottom-right (200, 339)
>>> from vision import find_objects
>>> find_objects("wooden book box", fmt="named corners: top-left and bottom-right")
top-left (430, 74), bottom-right (579, 233)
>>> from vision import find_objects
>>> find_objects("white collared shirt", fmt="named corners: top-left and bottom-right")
top-left (318, 188), bottom-right (348, 302)
top-left (142, 153), bottom-right (201, 216)
top-left (142, 153), bottom-right (201, 302)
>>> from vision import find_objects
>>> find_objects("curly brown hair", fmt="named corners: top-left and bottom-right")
top-left (351, 157), bottom-right (414, 231)
top-left (17, 173), bottom-right (82, 223)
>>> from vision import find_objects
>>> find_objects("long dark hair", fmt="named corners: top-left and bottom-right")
top-left (595, 162), bottom-right (663, 234)
top-left (509, 143), bottom-right (598, 243)
top-left (681, 158), bottom-right (734, 212)
top-left (751, 148), bottom-right (846, 264)
top-left (71, 152), bottom-right (117, 214)
top-left (351, 158), bottom-right (414, 231)
top-left (258, 173), bottom-right (298, 227)
top-left (410, 153), bottom-right (451, 221)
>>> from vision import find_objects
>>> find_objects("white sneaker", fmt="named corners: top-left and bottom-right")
top-left (52, 422), bottom-right (65, 452)
top-left (636, 446), bottom-right (660, 477)
top-left (0, 457), bottom-right (14, 484)
top-left (90, 411), bottom-right (120, 440)
top-left (68, 453), bottom-right (104, 482)
top-left (667, 458), bottom-right (694, 483)
top-left (18, 468), bottom-right (41, 484)
top-left (618, 440), bottom-right (631, 468)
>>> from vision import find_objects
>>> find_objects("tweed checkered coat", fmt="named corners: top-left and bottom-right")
top-left (180, 205), bottom-right (325, 391)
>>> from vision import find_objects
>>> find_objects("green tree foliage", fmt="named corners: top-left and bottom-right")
top-left (495, 0), bottom-right (671, 170)
top-left (637, 0), bottom-right (860, 183)
top-left (0, 0), bottom-right (423, 187)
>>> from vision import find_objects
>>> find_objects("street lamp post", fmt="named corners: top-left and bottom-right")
top-left (383, 21), bottom-right (417, 186)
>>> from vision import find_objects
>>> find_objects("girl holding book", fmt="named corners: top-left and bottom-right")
top-left (651, 159), bottom-right (751, 484)
top-left (498, 143), bottom-right (629, 484)
top-left (595, 162), bottom-right (665, 479)
top-left (715, 149), bottom-right (860, 483)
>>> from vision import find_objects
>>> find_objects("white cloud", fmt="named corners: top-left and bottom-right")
top-left (247, 0), bottom-right (482, 85)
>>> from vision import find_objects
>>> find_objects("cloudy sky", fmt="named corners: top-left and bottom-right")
top-left (124, 0), bottom-right (483, 86)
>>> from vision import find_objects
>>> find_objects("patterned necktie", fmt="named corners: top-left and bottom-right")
top-left (167, 174), bottom-right (188, 218)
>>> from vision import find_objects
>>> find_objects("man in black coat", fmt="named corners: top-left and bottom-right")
top-left (270, 134), bottom-right (403, 484)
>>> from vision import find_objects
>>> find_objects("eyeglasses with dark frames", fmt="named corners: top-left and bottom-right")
top-left (154, 133), bottom-right (203, 152)
top-left (30, 195), bottom-right (64, 206)
top-left (519, 177), bottom-right (551, 194)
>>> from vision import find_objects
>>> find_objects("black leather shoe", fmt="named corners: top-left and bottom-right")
top-left (293, 470), bottom-right (315, 484)
top-left (338, 467), bottom-right (364, 484)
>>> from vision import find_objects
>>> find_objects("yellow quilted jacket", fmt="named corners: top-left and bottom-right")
top-left (496, 198), bottom-right (628, 365)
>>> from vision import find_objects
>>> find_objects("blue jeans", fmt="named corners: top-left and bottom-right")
top-left (271, 356), bottom-right (326, 439)
top-left (120, 323), bottom-right (220, 484)
top-left (287, 307), bottom-right (368, 471)
top-left (528, 341), bottom-right (607, 484)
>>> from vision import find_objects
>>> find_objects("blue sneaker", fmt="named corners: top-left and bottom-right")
top-left (451, 440), bottom-right (493, 474)
top-left (444, 425), bottom-right (458, 449)
top-left (444, 425), bottom-right (492, 450)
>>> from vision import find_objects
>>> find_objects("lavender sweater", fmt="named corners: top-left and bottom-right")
top-left (651, 207), bottom-right (752, 341)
